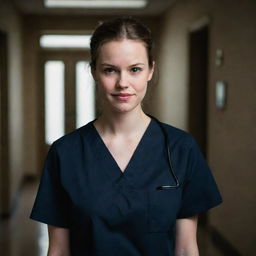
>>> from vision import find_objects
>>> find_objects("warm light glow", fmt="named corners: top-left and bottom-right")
top-left (44, 0), bottom-right (147, 9)
top-left (45, 61), bottom-right (65, 145)
top-left (76, 61), bottom-right (95, 128)
top-left (40, 35), bottom-right (91, 48)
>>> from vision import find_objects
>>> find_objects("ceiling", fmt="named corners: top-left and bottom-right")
top-left (12, 0), bottom-right (177, 16)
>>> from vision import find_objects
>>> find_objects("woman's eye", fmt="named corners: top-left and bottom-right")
top-left (131, 67), bottom-right (142, 73)
top-left (103, 68), bottom-right (116, 74)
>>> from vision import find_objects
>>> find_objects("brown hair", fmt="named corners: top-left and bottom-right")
top-left (90, 17), bottom-right (154, 70)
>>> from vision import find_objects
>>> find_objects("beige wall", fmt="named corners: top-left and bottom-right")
top-left (154, 0), bottom-right (256, 254)
top-left (208, 0), bottom-right (256, 254)
top-left (0, 1), bottom-right (24, 214)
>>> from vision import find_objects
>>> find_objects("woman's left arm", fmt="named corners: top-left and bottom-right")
top-left (175, 215), bottom-right (199, 256)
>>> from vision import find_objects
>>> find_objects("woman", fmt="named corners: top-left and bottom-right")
top-left (31, 17), bottom-right (222, 256)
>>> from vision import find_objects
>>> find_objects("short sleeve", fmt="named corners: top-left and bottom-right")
top-left (30, 143), bottom-right (71, 228)
top-left (177, 138), bottom-right (222, 219)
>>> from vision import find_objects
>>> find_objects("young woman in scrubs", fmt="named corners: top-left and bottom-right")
top-left (31, 17), bottom-right (222, 256)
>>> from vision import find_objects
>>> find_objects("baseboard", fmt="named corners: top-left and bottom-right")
top-left (211, 227), bottom-right (242, 256)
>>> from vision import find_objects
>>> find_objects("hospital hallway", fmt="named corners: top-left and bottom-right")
top-left (0, 180), bottom-right (224, 256)
top-left (1, 0), bottom-right (256, 255)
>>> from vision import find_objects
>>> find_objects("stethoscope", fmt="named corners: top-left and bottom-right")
top-left (147, 115), bottom-right (180, 190)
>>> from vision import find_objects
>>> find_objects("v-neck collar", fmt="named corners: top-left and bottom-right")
top-left (89, 118), bottom-right (153, 180)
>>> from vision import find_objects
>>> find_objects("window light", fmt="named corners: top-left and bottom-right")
top-left (44, 61), bottom-right (65, 145)
top-left (40, 35), bottom-right (91, 49)
top-left (44, 0), bottom-right (147, 9)
top-left (76, 61), bottom-right (95, 128)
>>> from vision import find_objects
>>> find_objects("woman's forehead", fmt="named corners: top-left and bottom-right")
top-left (97, 39), bottom-right (148, 65)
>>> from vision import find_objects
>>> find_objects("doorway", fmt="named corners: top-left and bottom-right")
top-left (0, 30), bottom-right (10, 217)
top-left (188, 25), bottom-right (209, 224)
top-left (188, 24), bottom-right (210, 253)
top-left (38, 50), bottom-right (96, 168)
top-left (188, 25), bottom-right (209, 157)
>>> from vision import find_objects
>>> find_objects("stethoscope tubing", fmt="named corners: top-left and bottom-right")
top-left (146, 115), bottom-right (180, 189)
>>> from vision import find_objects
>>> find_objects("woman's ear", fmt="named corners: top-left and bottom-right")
top-left (148, 61), bottom-right (155, 81)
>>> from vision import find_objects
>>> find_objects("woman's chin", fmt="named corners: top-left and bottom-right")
top-left (108, 103), bottom-right (141, 114)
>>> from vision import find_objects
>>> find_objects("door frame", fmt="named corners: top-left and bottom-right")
top-left (0, 30), bottom-right (10, 217)
top-left (37, 50), bottom-right (91, 171)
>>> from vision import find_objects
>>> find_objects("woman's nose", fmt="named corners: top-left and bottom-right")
top-left (116, 71), bottom-right (129, 88)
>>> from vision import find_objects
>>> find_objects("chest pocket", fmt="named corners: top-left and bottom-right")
top-left (147, 189), bottom-right (181, 233)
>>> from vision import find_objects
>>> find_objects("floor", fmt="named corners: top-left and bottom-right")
top-left (0, 181), bottom-right (48, 256)
top-left (0, 181), bottom-right (224, 256)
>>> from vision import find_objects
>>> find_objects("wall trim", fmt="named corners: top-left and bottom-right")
top-left (211, 226), bottom-right (242, 256)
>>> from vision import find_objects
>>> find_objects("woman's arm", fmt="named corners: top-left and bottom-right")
top-left (175, 215), bottom-right (199, 256)
top-left (47, 225), bottom-right (70, 256)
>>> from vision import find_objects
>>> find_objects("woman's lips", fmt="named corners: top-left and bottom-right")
top-left (111, 93), bottom-right (134, 101)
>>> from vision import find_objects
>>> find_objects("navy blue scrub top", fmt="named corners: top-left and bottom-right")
top-left (30, 119), bottom-right (222, 256)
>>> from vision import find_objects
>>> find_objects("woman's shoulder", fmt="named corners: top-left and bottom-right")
top-left (158, 121), bottom-right (196, 148)
top-left (52, 121), bottom-right (94, 151)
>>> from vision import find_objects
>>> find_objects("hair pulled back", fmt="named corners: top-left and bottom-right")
top-left (90, 17), bottom-right (154, 70)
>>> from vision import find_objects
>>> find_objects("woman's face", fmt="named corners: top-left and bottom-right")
top-left (92, 39), bottom-right (154, 114)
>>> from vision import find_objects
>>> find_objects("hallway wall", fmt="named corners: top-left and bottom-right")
top-left (0, 1), bottom-right (24, 215)
top-left (154, 0), bottom-right (256, 254)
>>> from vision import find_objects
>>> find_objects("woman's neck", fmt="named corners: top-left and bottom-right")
top-left (94, 108), bottom-right (150, 136)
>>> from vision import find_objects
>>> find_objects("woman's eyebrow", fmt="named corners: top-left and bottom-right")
top-left (130, 63), bottom-right (145, 67)
top-left (100, 63), bottom-right (145, 67)
top-left (100, 63), bottom-right (117, 67)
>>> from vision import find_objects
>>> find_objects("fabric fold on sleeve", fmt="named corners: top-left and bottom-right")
top-left (177, 138), bottom-right (223, 219)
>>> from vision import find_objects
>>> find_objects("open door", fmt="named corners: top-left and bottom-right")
top-left (188, 26), bottom-right (209, 157)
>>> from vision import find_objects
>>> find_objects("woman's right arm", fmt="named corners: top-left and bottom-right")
top-left (47, 225), bottom-right (70, 256)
